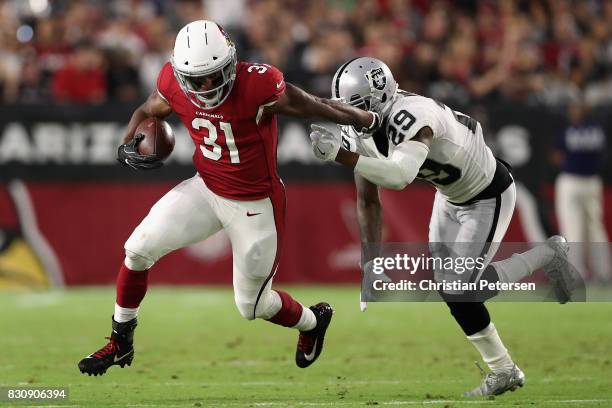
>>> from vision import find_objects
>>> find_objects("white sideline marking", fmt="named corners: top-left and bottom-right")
top-left (20, 406), bottom-right (80, 408)
top-left (154, 379), bottom-right (407, 387)
top-left (250, 400), bottom-right (612, 407)
top-left (239, 379), bottom-right (403, 386)
top-left (150, 376), bottom-right (603, 387)
top-left (391, 401), bottom-right (611, 406)
top-left (115, 400), bottom-right (612, 408)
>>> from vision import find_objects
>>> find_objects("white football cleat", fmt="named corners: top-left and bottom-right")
top-left (464, 364), bottom-right (525, 397)
top-left (544, 235), bottom-right (581, 303)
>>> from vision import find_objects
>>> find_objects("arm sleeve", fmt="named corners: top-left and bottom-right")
top-left (354, 140), bottom-right (430, 190)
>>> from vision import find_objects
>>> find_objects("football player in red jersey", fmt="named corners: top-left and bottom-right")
top-left (78, 20), bottom-right (379, 376)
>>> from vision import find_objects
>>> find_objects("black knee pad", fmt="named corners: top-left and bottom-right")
top-left (445, 301), bottom-right (491, 336)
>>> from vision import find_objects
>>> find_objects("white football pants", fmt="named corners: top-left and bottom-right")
top-left (124, 174), bottom-right (285, 320)
top-left (556, 173), bottom-right (611, 281)
top-left (428, 183), bottom-right (517, 291)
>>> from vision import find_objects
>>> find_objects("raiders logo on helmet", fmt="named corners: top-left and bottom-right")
top-left (369, 68), bottom-right (387, 90)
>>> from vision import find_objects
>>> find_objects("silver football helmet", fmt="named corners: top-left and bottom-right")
top-left (331, 57), bottom-right (398, 115)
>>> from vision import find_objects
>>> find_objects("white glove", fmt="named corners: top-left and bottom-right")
top-left (360, 259), bottom-right (392, 312)
top-left (360, 296), bottom-right (368, 312)
top-left (309, 124), bottom-right (341, 161)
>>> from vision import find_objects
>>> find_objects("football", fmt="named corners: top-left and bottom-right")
top-left (135, 118), bottom-right (175, 160)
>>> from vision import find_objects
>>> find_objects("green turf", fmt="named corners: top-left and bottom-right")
top-left (0, 286), bottom-right (611, 407)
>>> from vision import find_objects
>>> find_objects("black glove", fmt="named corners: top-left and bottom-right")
top-left (117, 134), bottom-right (163, 171)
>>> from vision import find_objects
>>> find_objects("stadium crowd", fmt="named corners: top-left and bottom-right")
top-left (1, 0), bottom-right (612, 107)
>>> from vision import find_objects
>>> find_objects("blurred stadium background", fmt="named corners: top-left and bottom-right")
top-left (1, 0), bottom-right (610, 288)
top-left (1, 1), bottom-right (612, 407)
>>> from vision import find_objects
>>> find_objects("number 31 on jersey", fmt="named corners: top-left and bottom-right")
top-left (192, 118), bottom-right (240, 164)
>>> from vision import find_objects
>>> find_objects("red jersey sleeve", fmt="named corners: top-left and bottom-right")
top-left (250, 64), bottom-right (286, 107)
top-left (156, 62), bottom-right (179, 104)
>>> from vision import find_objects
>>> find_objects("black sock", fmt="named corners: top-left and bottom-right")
top-left (446, 301), bottom-right (491, 336)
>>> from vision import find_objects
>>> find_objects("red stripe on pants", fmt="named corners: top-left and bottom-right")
top-left (254, 184), bottom-right (301, 326)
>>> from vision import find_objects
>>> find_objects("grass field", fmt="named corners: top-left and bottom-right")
top-left (1, 286), bottom-right (611, 407)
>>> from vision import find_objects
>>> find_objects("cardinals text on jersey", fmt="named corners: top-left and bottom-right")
top-left (156, 61), bottom-right (286, 200)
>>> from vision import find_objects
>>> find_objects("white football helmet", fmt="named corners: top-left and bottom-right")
top-left (171, 20), bottom-right (237, 109)
top-left (331, 57), bottom-right (397, 115)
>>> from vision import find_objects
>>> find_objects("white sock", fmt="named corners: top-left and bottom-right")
top-left (293, 306), bottom-right (317, 332)
top-left (467, 323), bottom-right (515, 374)
top-left (491, 254), bottom-right (533, 283)
top-left (114, 303), bottom-right (139, 323)
top-left (492, 244), bottom-right (555, 283)
top-left (518, 244), bottom-right (556, 270)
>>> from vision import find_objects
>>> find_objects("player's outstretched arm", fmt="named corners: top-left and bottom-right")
top-left (265, 82), bottom-right (379, 132)
top-left (122, 90), bottom-right (173, 144)
top-left (310, 125), bottom-right (433, 190)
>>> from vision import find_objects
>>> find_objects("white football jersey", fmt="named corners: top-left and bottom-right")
top-left (342, 90), bottom-right (496, 203)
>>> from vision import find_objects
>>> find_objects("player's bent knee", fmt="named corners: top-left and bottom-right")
top-left (242, 235), bottom-right (276, 279)
top-left (124, 249), bottom-right (155, 271)
top-left (235, 292), bottom-right (279, 321)
top-left (253, 292), bottom-right (280, 320)
top-left (235, 299), bottom-right (257, 320)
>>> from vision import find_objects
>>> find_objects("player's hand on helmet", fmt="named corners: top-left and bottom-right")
top-left (309, 124), bottom-right (341, 161)
top-left (117, 134), bottom-right (164, 171)
top-left (359, 111), bottom-right (381, 136)
top-left (332, 97), bottom-right (379, 138)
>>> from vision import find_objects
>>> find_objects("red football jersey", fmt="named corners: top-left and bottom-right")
top-left (156, 61), bottom-right (286, 200)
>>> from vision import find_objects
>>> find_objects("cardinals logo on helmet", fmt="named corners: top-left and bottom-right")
top-left (217, 24), bottom-right (235, 47)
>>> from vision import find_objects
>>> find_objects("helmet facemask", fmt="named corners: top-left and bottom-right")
top-left (172, 48), bottom-right (237, 109)
top-left (347, 94), bottom-right (370, 111)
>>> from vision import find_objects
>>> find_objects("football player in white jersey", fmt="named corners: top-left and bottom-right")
top-left (309, 57), bottom-right (581, 396)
